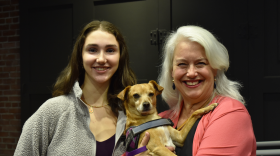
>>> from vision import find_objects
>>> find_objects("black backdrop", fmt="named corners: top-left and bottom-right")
top-left (19, 0), bottom-right (280, 142)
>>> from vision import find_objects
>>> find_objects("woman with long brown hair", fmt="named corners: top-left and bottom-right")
top-left (14, 20), bottom-right (150, 156)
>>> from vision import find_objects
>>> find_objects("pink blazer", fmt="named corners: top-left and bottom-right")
top-left (159, 96), bottom-right (256, 156)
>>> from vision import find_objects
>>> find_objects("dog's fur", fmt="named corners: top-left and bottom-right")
top-left (117, 80), bottom-right (217, 156)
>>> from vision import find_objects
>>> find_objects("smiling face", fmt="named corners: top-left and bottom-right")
top-left (172, 40), bottom-right (217, 104)
top-left (82, 30), bottom-right (120, 85)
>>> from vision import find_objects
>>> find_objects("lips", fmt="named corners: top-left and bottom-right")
top-left (184, 80), bottom-right (203, 87)
top-left (93, 67), bottom-right (109, 71)
top-left (186, 81), bottom-right (199, 85)
top-left (95, 67), bottom-right (108, 71)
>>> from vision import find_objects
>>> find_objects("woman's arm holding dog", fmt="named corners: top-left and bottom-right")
top-left (135, 132), bottom-right (151, 156)
top-left (136, 132), bottom-right (175, 156)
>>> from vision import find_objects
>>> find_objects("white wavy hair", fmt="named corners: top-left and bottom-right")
top-left (158, 25), bottom-right (245, 115)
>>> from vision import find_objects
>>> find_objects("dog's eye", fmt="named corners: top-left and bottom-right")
top-left (133, 94), bottom-right (140, 99)
top-left (148, 93), bottom-right (154, 97)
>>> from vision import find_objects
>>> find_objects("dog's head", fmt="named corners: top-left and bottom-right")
top-left (117, 80), bottom-right (164, 116)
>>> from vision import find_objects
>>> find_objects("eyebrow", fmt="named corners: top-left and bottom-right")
top-left (197, 58), bottom-right (207, 61)
top-left (85, 44), bottom-right (118, 48)
top-left (175, 58), bottom-right (208, 63)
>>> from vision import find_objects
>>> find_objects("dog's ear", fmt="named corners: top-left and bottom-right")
top-left (149, 80), bottom-right (164, 95)
top-left (117, 86), bottom-right (131, 101)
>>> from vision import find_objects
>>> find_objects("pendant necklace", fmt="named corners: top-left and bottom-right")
top-left (81, 96), bottom-right (109, 114)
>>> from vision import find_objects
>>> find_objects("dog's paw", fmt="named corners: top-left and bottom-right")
top-left (193, 103), bottom-right (218, 116)
top-left (203, 103), bottom-right (218, 113)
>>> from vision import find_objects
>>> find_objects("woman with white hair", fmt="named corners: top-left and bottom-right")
top-left (158, 25), bottom-right (256, 156)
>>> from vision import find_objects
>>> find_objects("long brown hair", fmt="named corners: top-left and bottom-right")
top-left (52, 20), bottom-right (137, 115)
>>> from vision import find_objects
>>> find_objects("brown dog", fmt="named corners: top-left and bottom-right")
top-left (117, 80), bottom-right (217, 156)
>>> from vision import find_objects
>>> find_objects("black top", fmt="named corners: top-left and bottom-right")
top-left (96, 134), bottom-right (115, 156)
top-left (175, 118), bottom-right (201, 156)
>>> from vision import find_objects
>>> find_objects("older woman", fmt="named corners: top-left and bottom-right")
top-left (158, 26), bottom-right (256, 156)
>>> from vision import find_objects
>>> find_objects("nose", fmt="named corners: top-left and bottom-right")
top-left (186, 65), bottom-right (198, 78)
top-left (143, 102), bottom-right (150, 109)
top-left (96, 51), bottom-right (107, 64)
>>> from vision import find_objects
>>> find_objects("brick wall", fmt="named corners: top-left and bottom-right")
top-left (0, 0), bottom-right (21, 155)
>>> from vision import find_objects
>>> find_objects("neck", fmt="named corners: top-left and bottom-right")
top-left (81, 76), bottom-right (110, 105)
top-left (181, 91), bottom-right (215, 119)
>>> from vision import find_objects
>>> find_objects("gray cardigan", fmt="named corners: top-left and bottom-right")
top-left (14, 82), bottom-right (126, 156)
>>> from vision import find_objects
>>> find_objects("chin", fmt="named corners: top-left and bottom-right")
top-left (97, 79), bottom-right (110, 84)
top-left (185, 92), bottom-right (202, 99)
top-left (93, 75), bottom-right (112, 83)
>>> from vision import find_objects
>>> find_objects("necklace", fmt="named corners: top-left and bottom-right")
top-left (81, 97), bottom-right (109, 114)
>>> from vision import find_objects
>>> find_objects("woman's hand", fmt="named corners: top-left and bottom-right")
top-left (135, 132), bottom-right (151, 156)
top-left (136, 132), bottom-right (175, 156)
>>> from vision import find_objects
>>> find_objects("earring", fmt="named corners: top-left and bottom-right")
top-left (214, 78), bottom-right (216, 89)
top-left (172, 80), bottom-right (176, 90)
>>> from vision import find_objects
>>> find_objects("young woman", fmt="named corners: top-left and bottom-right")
top-left (14, 20), bottom-right (152, 156)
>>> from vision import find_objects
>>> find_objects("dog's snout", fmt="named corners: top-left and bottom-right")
top-left (143, 102), bottom-right (150, 109)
